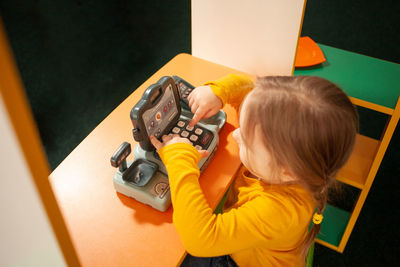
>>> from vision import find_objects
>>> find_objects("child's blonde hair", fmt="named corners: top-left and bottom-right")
top-left (240, 76), bottom-right (358, 261)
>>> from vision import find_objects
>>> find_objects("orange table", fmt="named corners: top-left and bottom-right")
top-left (50, 54), bottom-right (253, 267)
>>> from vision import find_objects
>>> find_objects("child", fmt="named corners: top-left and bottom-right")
top-left (150, 74), bottom-right (358, 266)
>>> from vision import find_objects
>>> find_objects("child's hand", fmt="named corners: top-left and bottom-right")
top-left (150, 135), bottom-right (210, 158)
top-left (187, 85), bottom-right (223, 126)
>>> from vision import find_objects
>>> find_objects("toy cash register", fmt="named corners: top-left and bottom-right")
top-left (111, 76), bottom-right (226, 211)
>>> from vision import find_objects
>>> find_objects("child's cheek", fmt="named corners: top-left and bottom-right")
top-left (239, 147), bottom-right (249, 168)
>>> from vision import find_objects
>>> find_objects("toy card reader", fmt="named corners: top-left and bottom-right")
top-left (111, 76), bottom-right (226, 211)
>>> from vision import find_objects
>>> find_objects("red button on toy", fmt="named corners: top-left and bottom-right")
top-left (156, 112), bottom-right (161, 121)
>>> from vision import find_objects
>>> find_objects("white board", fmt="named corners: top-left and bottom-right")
top-left (0, 95), bottom-right (66, 267)
top-left (192, 0), bottom-right (306, 76)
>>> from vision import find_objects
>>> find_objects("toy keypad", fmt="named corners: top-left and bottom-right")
top-left (171, 119), bottom-right (213, 150)
top-left (153, 117), bottom-right (214, 161)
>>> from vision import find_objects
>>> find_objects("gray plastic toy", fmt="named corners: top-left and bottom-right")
top-left (111, 76), bottom-right (226, 211)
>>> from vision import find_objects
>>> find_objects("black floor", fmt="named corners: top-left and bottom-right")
top-left (1, 0), bottom-right (399, 266)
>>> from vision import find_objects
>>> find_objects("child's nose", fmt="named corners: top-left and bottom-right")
top-left (232, 128), bottom-right (241, 144)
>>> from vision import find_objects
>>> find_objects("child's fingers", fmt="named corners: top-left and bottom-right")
top-left (188, 95), bottom-right (194, 107)
top-left (190, 105), bottom-right (218, 126)
top-left (187, 92), bottom-right (193, 103)
top-left (150, 136), bottom-right (163, 150)
top-left (162, 134), bottom-right (172, 142)
top-left (197, 149), bottom-right (210, 158)
top-left (190, 110), bottom-right (205, 126)
top-left (202, 108), bottom-right (220, 120)
top-left (190, 101), bottom-right (199, 114)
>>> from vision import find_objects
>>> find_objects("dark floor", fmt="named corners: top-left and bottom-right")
top-left (1, 0), bottom-right (399, 266)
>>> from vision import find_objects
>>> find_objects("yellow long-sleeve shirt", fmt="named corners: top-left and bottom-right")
top-left (158, 74), bottom-right (316, 266)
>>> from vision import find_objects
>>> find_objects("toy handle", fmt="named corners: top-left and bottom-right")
top-left (110, 142), bottom-right (131, 172)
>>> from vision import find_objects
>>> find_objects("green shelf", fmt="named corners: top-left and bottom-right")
top-left (294, 43), bottom-right (400, 253)
top-left (317, 204), bottom-right (350, 247)
top-left (294, 44), bottom-right (400, 110)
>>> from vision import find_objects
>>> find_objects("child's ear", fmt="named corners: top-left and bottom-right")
top-left (281, 168), bottom-right (297, 181)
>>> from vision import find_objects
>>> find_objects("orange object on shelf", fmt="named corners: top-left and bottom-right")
top-left (295, 36), bottom-right (326, 67)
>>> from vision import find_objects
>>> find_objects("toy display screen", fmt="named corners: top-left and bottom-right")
top-left (142, 84), bottom-right (178, 138)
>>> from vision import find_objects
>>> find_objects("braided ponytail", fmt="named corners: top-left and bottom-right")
top-left (300, 188), bottom-right (328, 260)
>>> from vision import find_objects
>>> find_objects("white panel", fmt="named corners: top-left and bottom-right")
top-left (0, 95), bottom-right (65, 266)
top-left (192, 0), bottom-right (305, 76)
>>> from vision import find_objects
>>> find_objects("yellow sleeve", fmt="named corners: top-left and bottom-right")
top-left (204, 74), bottom-right (254, 111)
top-left (159, 143), bottom-right (296, 257)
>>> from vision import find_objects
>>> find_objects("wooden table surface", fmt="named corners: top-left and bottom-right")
top-left (49, 53), bottom-right (253, 266)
